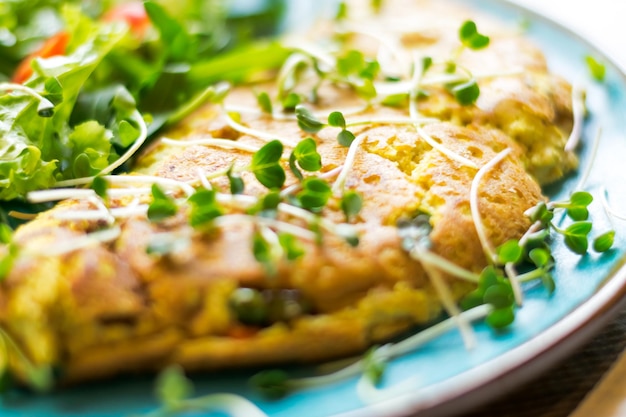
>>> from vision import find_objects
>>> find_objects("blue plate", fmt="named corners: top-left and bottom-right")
top-left (2, 0), bottom-right (626, 416)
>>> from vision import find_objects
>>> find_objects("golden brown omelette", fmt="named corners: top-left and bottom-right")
top-left (0, 0), bottom-right (579, 387)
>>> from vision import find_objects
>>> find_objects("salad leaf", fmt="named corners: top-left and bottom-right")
top-left (0, 10), bottom-right (127, 199)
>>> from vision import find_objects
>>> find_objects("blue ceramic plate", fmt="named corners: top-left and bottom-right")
top-left (2, 1), bottom-right (626, 416)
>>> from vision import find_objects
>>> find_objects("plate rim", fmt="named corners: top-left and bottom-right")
top-left (334, 0), bottom-right (626, 415)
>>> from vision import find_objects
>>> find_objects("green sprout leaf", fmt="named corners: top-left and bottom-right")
top-left (252, 230), bottom-right (273, 266)
top-left (486, 306), bottom-right (515, 329)
top-left (328, 111), bottom-right (347, 129)
top-left (282, 92), bottom-right (302, 111)
top-left (362, 346), bottom-right (386, 386)
top-left (188, 189), bottom-right (222, 228)
top-left (593, 230), bottom-right (615, 253)
top-left (422, 56), bottom-right (433, 73)
top-left (496, 239), bottom-right (522, 264)
top-left (278, 233), bottom-right (305, 260)
top-left (337, 129), bottom-right (356, 147)
top-left (565, 191), bottom-right (593, 221)
top-left (91, 176), bottom-right (109, 201)
top-left (563, 221), bottom-right (592, 255)
top-left (249, 369), bottom-right (290, 399)
top-left (381, 93), bottom-right (409, 108)
top-left (295, 105), bottom-right (325, 133)
top-left (483, 283), bottom-right (514, 309)
top-left (155, 365), bottom-right (194, 408)
top-left (340, 190), bottom-right (363, 222)
top-left (256, 91), bottom-right (273, 114)
top-left (296, 177), bottom-right (332, 212)
top-left (527, 202), bottom-right (554, 225)
top-left (336, 1), bottom-right (348, 20)
top-left (450, 79), bottom-right (480, 105)
top-left (147, 184), bottom-right (178, 222)
top-left (459, 20), bottom-right (490, 50)
top-left (290, 138), bottom-right (323, 177)
top-left (250, 140), bottom-right (286, 189)
top-left (528, 248), bottom-right (551, 268)
top-left (227, 165), bottom-right (245, 195)
top-left (585, 55), bottom-right (606, 82)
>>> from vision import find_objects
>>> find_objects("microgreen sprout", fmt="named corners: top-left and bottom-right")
top-left (340, 190), bottom-right (363, 222)
top-left (223, 111), bottom-right (298, 147)
top-left (461, 266), bottom-right (515, 329)
top-left (90, 176), bottom-right (109, 202)
top-left (188, 189), bottom-right (223, 229)
top-left (585, 55), bottom-right (606, 82)
top-left (295, 177), bottom-right (332, 213)
top-left (250, 305), bottom-right (492, 399)
top-left (328, 111), bottom-right (356, 146)
top-left (525, 190), bottom-right (614, 255)
top-left (255, 91), bottom-right (273, 114)
top-left (250, 140), bottom-right (287, 189)
top-left (459, 21), bottom-right (490, 51)
top-left (147, 184), bottom-right (179, 222)
top-left (289, 138), bottom-right (323, 181)
top-left (0, 327), bottom-right (54, 393)
top-left (470, 148), bottom-right (513, 263)
top-left (143, 365), bottom-right (268, 417)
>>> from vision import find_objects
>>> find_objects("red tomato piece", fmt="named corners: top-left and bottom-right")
top-left (12, 31), bottom-right (70, 84)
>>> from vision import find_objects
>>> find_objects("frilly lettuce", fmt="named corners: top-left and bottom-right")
top-left (0, 8), bottom-right (134, 200)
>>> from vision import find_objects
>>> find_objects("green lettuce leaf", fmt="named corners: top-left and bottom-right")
top-left (0, 7), bottom-right (129, 199)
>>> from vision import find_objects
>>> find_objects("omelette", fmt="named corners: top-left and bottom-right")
top-left (0, 0), bottom-right (579, 388)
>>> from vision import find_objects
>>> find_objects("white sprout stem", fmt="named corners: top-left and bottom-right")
top-left (28, 226), bottom-right (122, 257)
top-left (224, 104), bottom-right (295, 121)
top-left (409, 52), bottom-right (426, 120)
top-left (161, 137), bottom-right (261, 154)
top-left (601, 187), bottom-right (626, 223)
top-left (346, 116), bottom-right (440, 128)
top-left (405, 54), bottom-right (478, 173)
top-left (103, 175), bottom-right (195, 197)
top-left (518, 220), bottom-right (543, 248)
top-left (332, 133), bottom-right (367, 194)
top-left (106, 187), bottom-right (152, 197)
top-left (213, 214), bottom-right (318, 241)
top-left (280, 166), bottom-right (342, 197)
top-left (288, 305), bottom-right (492, 393)
top-left (564, 85), bottom-right (586, 152)
top-left (420, 260), bottom-right (477, 350)
top-left (342, 24), bottom-right (409, 78)
top-left (415, 126), bottom-right (478, 169)
top-left (286, 41), bottom-right (337, 69)
top-left (387, 304), bottom-right (492, 357)
top-left (375, 68), bottom-right (523, 96)
top-left (408, 249), bottom-right (479, 283)
top-left (225, 103), bottom-right (372, 122)
top-left (33, 175), bottom-right (195, 203)
top-left (222, 111), bottom-right (298, 148)
top-left (110, 204), bottom-right (148, 219)
top-left (55, 110), bottom-right (148, 188)
top-left (27, 188), bottom-right (96, 204)
top-left (505, 262), bottom-right (524, 306)
top-left (142, 393), bottom-right (268, 417)
top-left (215, 192), bottom-right (349, 237)
top-left (470, 148), bottom-right (513, 264)
top-left (574, 127), bottom-right (602, 191)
